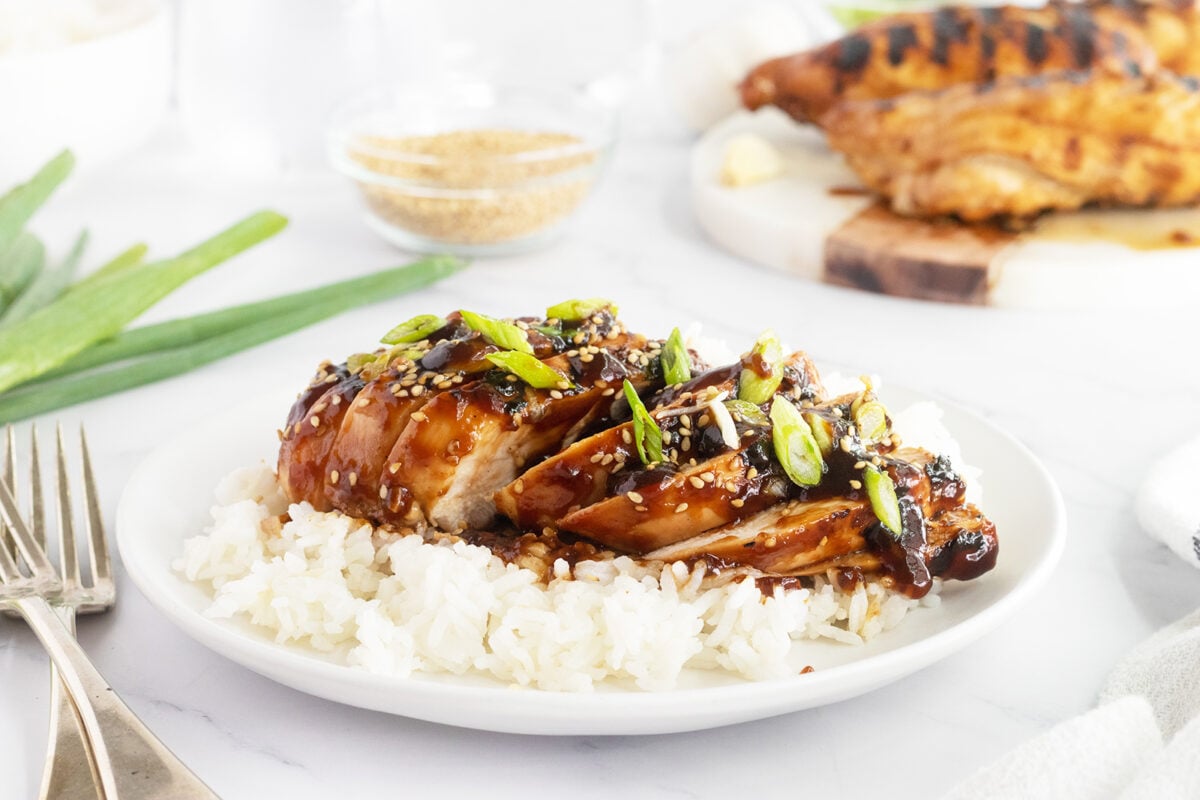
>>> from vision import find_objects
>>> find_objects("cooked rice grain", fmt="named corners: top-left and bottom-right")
top-left (176, 463), bottom-right (938, 691)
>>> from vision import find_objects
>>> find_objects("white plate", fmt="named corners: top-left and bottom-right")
top-left (117, 386), bottom-right (1065, 735)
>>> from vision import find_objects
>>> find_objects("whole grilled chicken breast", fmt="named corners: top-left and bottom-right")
top-left (740, 0), bottom-right (1200, 125)
top-left (821, 70), bottom-right (1200, 219)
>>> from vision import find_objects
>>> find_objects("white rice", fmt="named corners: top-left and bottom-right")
top-left (176, 397), bottom-right (970, 692)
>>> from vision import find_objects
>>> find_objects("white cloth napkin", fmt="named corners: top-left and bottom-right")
top-left (1135, 434), bottom-right (1200, 571)
top-left (945, 439), bottom-right (1200, 798)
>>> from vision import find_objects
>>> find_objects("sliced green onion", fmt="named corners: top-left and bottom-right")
top-left (486, 351), bottom-right (571, 390)
top-left (545, 297), bottom-right (617, 322)
top-left (770, 396), bottom-right (824, 487)
top-left (381, 313), bottom-right (446, 345)
top-left (738, 330), bottom-right (784, 404)
top-left (853, 400), bottom-right (890, 444)
top-left (724, 399), bottom-right (769, 427)
top-left (864, 465), bottom-right (902, 536)
top-left (661, 327), bottom-right (691, 385)
top-left (0, 150), bottom-right (73, 255)
top-left (803, 411), bottom-right (836, 457)
top-left (623, 379), bottom-right (664, 465)
top-left (460, 309), bottom-right (533, 354)
top-left (0, 230), bottom-right (87, 328)
top-left (0, 211), bottom-right (287, 394)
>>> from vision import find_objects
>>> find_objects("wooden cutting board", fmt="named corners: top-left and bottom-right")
top-left (691, 110), bottom-right (1200, 309)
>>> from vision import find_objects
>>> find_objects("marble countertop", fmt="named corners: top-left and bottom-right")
top-left (2, 98), bottom-right (1199, 799)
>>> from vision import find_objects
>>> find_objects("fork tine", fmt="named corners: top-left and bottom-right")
top-left (0, 521), bottom-right (20, 582)
top-left (30, 424), bottom-right (44, 548)
top-left (2, 425), bottom-right (13, 552)
top-left (78, 425), bottom-right (109, 586)
top-left (56, 424), bottom-right (80, 586)
top-left (0, 480), bottom-right (54, 578)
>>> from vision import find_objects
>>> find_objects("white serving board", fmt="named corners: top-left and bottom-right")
top-left (692, 109), bottom-right (1200, 309)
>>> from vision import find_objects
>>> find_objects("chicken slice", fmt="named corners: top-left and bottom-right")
top-left (381, 342), bottom-right (662, 531)
top-left (277, 368), bottom-right (366, 512)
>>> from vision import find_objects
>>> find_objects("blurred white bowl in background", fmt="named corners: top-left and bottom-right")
top-left (0, 0), bottom-right (170, 184)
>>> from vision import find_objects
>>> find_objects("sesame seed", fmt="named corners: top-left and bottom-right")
top-left (724, 481), bottom-right (737, 492)
top-left (698, 414), bottom-right (711, 427)
top-left (627, 491), bottom-right (644, 504)
top-left (635, 505), bottom-right (648, 512)
top-left (329, 470), bottom-right (339, 484)
top-left (310, 416), bottom-right (320, 428)
top-left (411, 385), bottom-right (425, 397)
top-left (701, 471), bottom-right (716, 483)
top-left (765, 536), bottom-right (777, 548)
top-left (389, 463), bottom-right (401, 474)
top-left (601, 453), bottom-right (614, 466)
top-left (379, 486), bottom-right (388, 499)
top-left (513, 479), bottom-right (525, 494)
top-left (731, 498), bottom-right (745, 508)
top-left (675, 503), bottom-right (689, 513)
top-left (348, 472), bottom-right (358, 487)
top-left (832, 407), bottom-right (844, 418)
top-left (689, 476), bottom-right (705, 489)
top-left (550, 390), bottom-right (564, 400)
top-left (411, 412), bottom-right (428, 422)
top-left (436, 381), bottom-right (453, 390)
top-left (293, 422), bottom-right (302, 435)
top-left (621, 429), bottom-right (633, 445)
top-left (590, 453), bottom-right (604, 464)
top-left (849, 479), bottom-right (862, 489)
top-left (602, 387), bottom-right (616, 397)
top-left (747, 467), bottom-right (759, 479)
top-left (556, 381), bottom-right (571, 391)
top-left (854, 461), bottom-right (867, 469)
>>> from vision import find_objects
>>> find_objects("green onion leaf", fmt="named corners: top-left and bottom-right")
top-left (66, 242), bottom-right (147, 296)
top-left (864, 465), bottom-right (902, 536)
top-left (770, 396), bottom-right (824, 487)
top-left (545, 297), bottom-right (618, 322)
top-left (661, 327), bottom-right (691, 385)
top-left (724, 398), bottom-right (769, 427)
top-left (738, 330), bottom-right (784, 404)
top-left (460, 309), bottom-right (533, 354)
top-left (0, 233), bottom-right (45, 311)
top-left (0, 230), bottom-right (87, 328)
top-left (381, 313), bottom-right (446, 345)
top-left (33, 255), bottom-right (465, 383)
top-left (623, 379), bottom-right (664, 465)
top-left (486, 351), bottom-right (572, 390)
top-left (853, 400), bottom-right (890, 444)
top-left (0, 150), bottom-right (73, 256)
top-left (0, 211), bottom-right (287, 394)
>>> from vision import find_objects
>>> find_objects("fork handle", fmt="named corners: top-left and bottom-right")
top-left (40, 605), bottom-right (104, 800)
top-left (16, 596), bottom-right (220, 800)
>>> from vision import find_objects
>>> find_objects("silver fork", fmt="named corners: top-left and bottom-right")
top-left (6, 425), bottom-right (111, 799)
top-left (0, 424), bottom-right (220, 800)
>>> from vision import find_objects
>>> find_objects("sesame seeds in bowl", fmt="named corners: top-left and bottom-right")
top-left (328, 83), bottom-right (616, 256)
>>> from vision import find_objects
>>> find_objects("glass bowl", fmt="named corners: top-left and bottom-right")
top-left (328, 83), bottom-right (617, 256)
